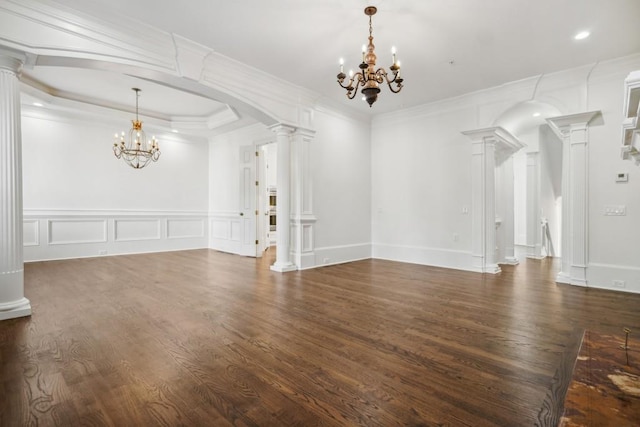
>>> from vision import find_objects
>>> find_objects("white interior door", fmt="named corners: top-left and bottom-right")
top-left (239, 145), bottom-right (257, 257)
top-left (256, 145), bottom-right (267, 256)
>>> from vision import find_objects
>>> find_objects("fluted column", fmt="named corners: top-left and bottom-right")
top-left (269, 124), bottom-right (296, 272)
top-left (499, 155), bottom-right (518, 264)
top-left (547, 111), bottom-right (601, 286)
top-left (290, 128), bottom-right (316, 270)
top-left (0, 55), bottom-right (31, 320)
top-left (463, 127), bottom-right (525, 274)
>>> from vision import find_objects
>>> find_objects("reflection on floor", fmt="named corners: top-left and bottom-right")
top-left (561, 330), bottom-right (640, 426)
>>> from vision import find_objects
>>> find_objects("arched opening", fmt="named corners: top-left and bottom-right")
top-left (493, 100), bottom-right (563, 261)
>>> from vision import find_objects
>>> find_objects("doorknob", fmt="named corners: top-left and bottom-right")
top-left (240, 212), bottom-right (244, 216)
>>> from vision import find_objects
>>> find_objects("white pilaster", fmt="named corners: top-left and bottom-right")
top-left (547, 111), bottom-right (601, 286)
top-left (0, 55), bottom-right (31, 320)
top-left (463, 127), bottom-right (525, 274)
top-left (526, 152), bottom-right (544, 259)
top-left (499, 155), bottom-right (519, 265)
top-left (269, 124), bottom-right (296, 272)
top-left (290, 128), bottom-right (316, 269)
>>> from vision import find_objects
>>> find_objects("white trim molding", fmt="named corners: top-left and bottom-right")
top-left (546, 111), bottom-right (602, 286)
top-left (23, 209), bottom-right (209, 262)
top-left (372, 243), bottom-right (473, 272)
top-left (462, 127), bottom-right (525, 274)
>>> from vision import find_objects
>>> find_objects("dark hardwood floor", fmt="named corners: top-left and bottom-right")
top-left (1, 249), bottom-right (639, 426)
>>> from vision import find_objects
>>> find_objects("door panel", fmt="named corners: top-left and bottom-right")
top-left (239, 145), bottom-right (257, 257)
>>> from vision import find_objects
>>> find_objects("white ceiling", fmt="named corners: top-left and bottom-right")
top-left (20, 0), bottom-right (640, 130)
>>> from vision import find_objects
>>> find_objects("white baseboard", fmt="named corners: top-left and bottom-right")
top-left (587, 263), bottom-right (640, 294)
top-left (372, 243), bottom-right (474, 272)
top-left (311, 243), bottom-right (371, 269)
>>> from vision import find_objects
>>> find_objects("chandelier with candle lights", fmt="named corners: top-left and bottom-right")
top-left (337, 6), bottom-right (404, 107)
top-left (113, 88), bottom-right (160, 169)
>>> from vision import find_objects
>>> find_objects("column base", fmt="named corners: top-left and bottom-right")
top-left (270, 262), bottom-right (297, 273)
top-left (484, 264), bottom-right (502, 274)
top-left (556, 271), bottom-right (572, 284)
top-left (527, 255), bottom-right (547, 260)
top-left (500, 257), bottom-right (520, 265)
top-left (0, 297), bottom-right (32, 321)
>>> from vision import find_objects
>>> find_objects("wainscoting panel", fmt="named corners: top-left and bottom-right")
top-left (48, 219), bottom-right (107, 245)
top-left (167, 218), bottom-right (205, 239)
top-left (23, 220), bottom-right (40, 247)
top-left (114, 219), bottom-right (161, 242)
top-left (24, 210), bottom-right (208, 262)
top-left (209, 212), bottom-right (242, 255)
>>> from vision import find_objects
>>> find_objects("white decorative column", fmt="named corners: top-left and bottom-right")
top-left (0, 55), bottom-right (31, 320)
top-left (462, 127), bottom-right (525, 274)
top-left (290, 128), bottom-right (316, 270)
top-left (269, 124), bottom-right (296, 272)
top-left (498, 154), bottom-right (519, 264)
top-left (547, 112), bottom-right (601, 286)
top-left (526, 152), bottom-right (544, 259)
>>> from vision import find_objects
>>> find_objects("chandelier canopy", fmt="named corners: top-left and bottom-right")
top-left (337, 6), bottom-right (403, 107)
top-left (113, 88), bottom-right (160, 169)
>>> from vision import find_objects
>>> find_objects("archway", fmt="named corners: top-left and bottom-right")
top-left (493, 100), bottom-right (563, 262)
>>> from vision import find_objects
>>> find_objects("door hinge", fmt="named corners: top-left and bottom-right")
top-left (255, 239), bottom-right (259, 245)
top-left (255, 181), bottom-right (259, 186)
top-left (255, 210), bottom-right (258, 215)
top-left (255, 151), bottom-right (259, 157)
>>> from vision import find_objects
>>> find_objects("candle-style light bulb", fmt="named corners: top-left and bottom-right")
top-left (361, 44), bottom-right (366, 62)
top-left (349, 69), bottom-right (354, 78)
top-left (339, 58), bottom-right (344, 73)
top-left (391, 46), bottom-right (397, 64)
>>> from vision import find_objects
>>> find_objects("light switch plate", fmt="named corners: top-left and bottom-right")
top-left (604, 205), bottom-right (626, 216)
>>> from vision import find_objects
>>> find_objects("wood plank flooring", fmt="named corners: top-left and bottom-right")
top-left (1, 249), bottom-right (639, 426)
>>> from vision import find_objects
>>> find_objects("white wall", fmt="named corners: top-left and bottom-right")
top-left (372, 103), bottom-right (476, 270)
top-left (371, 54), bottom-right (640, 292)
top-left (586, 59), bottom-right (640, 291)
top-left (311, 110), bottom-right (371, 265)
top-left (21, 112), bottom-right (210, 261)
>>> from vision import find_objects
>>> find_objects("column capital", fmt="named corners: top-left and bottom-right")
top-left (463, 126), bottom-right (526, 158)
top-left (292, 127), bottom-right (316, 140)
top-left (0, 54), bottom-right (23, 74)
top-left (546, 111), bottom-right (602, 139)
top-left (268, 123), bottom-right (296, 136)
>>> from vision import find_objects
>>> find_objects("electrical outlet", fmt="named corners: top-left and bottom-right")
top-left (453, 233), bottom-right (459, 242)
top-left (613, 280), bottom-right (626, 288)
top-left (99, 250), bottom-right (107, 255)
top-left (323, 258), bottom-right (330, 264)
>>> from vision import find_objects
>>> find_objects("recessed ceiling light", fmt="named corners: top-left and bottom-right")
top-left (574, 31), bottom-right (590, 40)
top-left (532, 112), bottom-right (541, 117)
top-left (33, 102), bottom-right (43, 107)
top-left (171, 129), bottom-right (179, 133)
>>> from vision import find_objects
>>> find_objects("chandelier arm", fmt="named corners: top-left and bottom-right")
top-left (375, 68), bottom-right (403, 94)
top-left (345, 73), bottom-right (366, 99)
